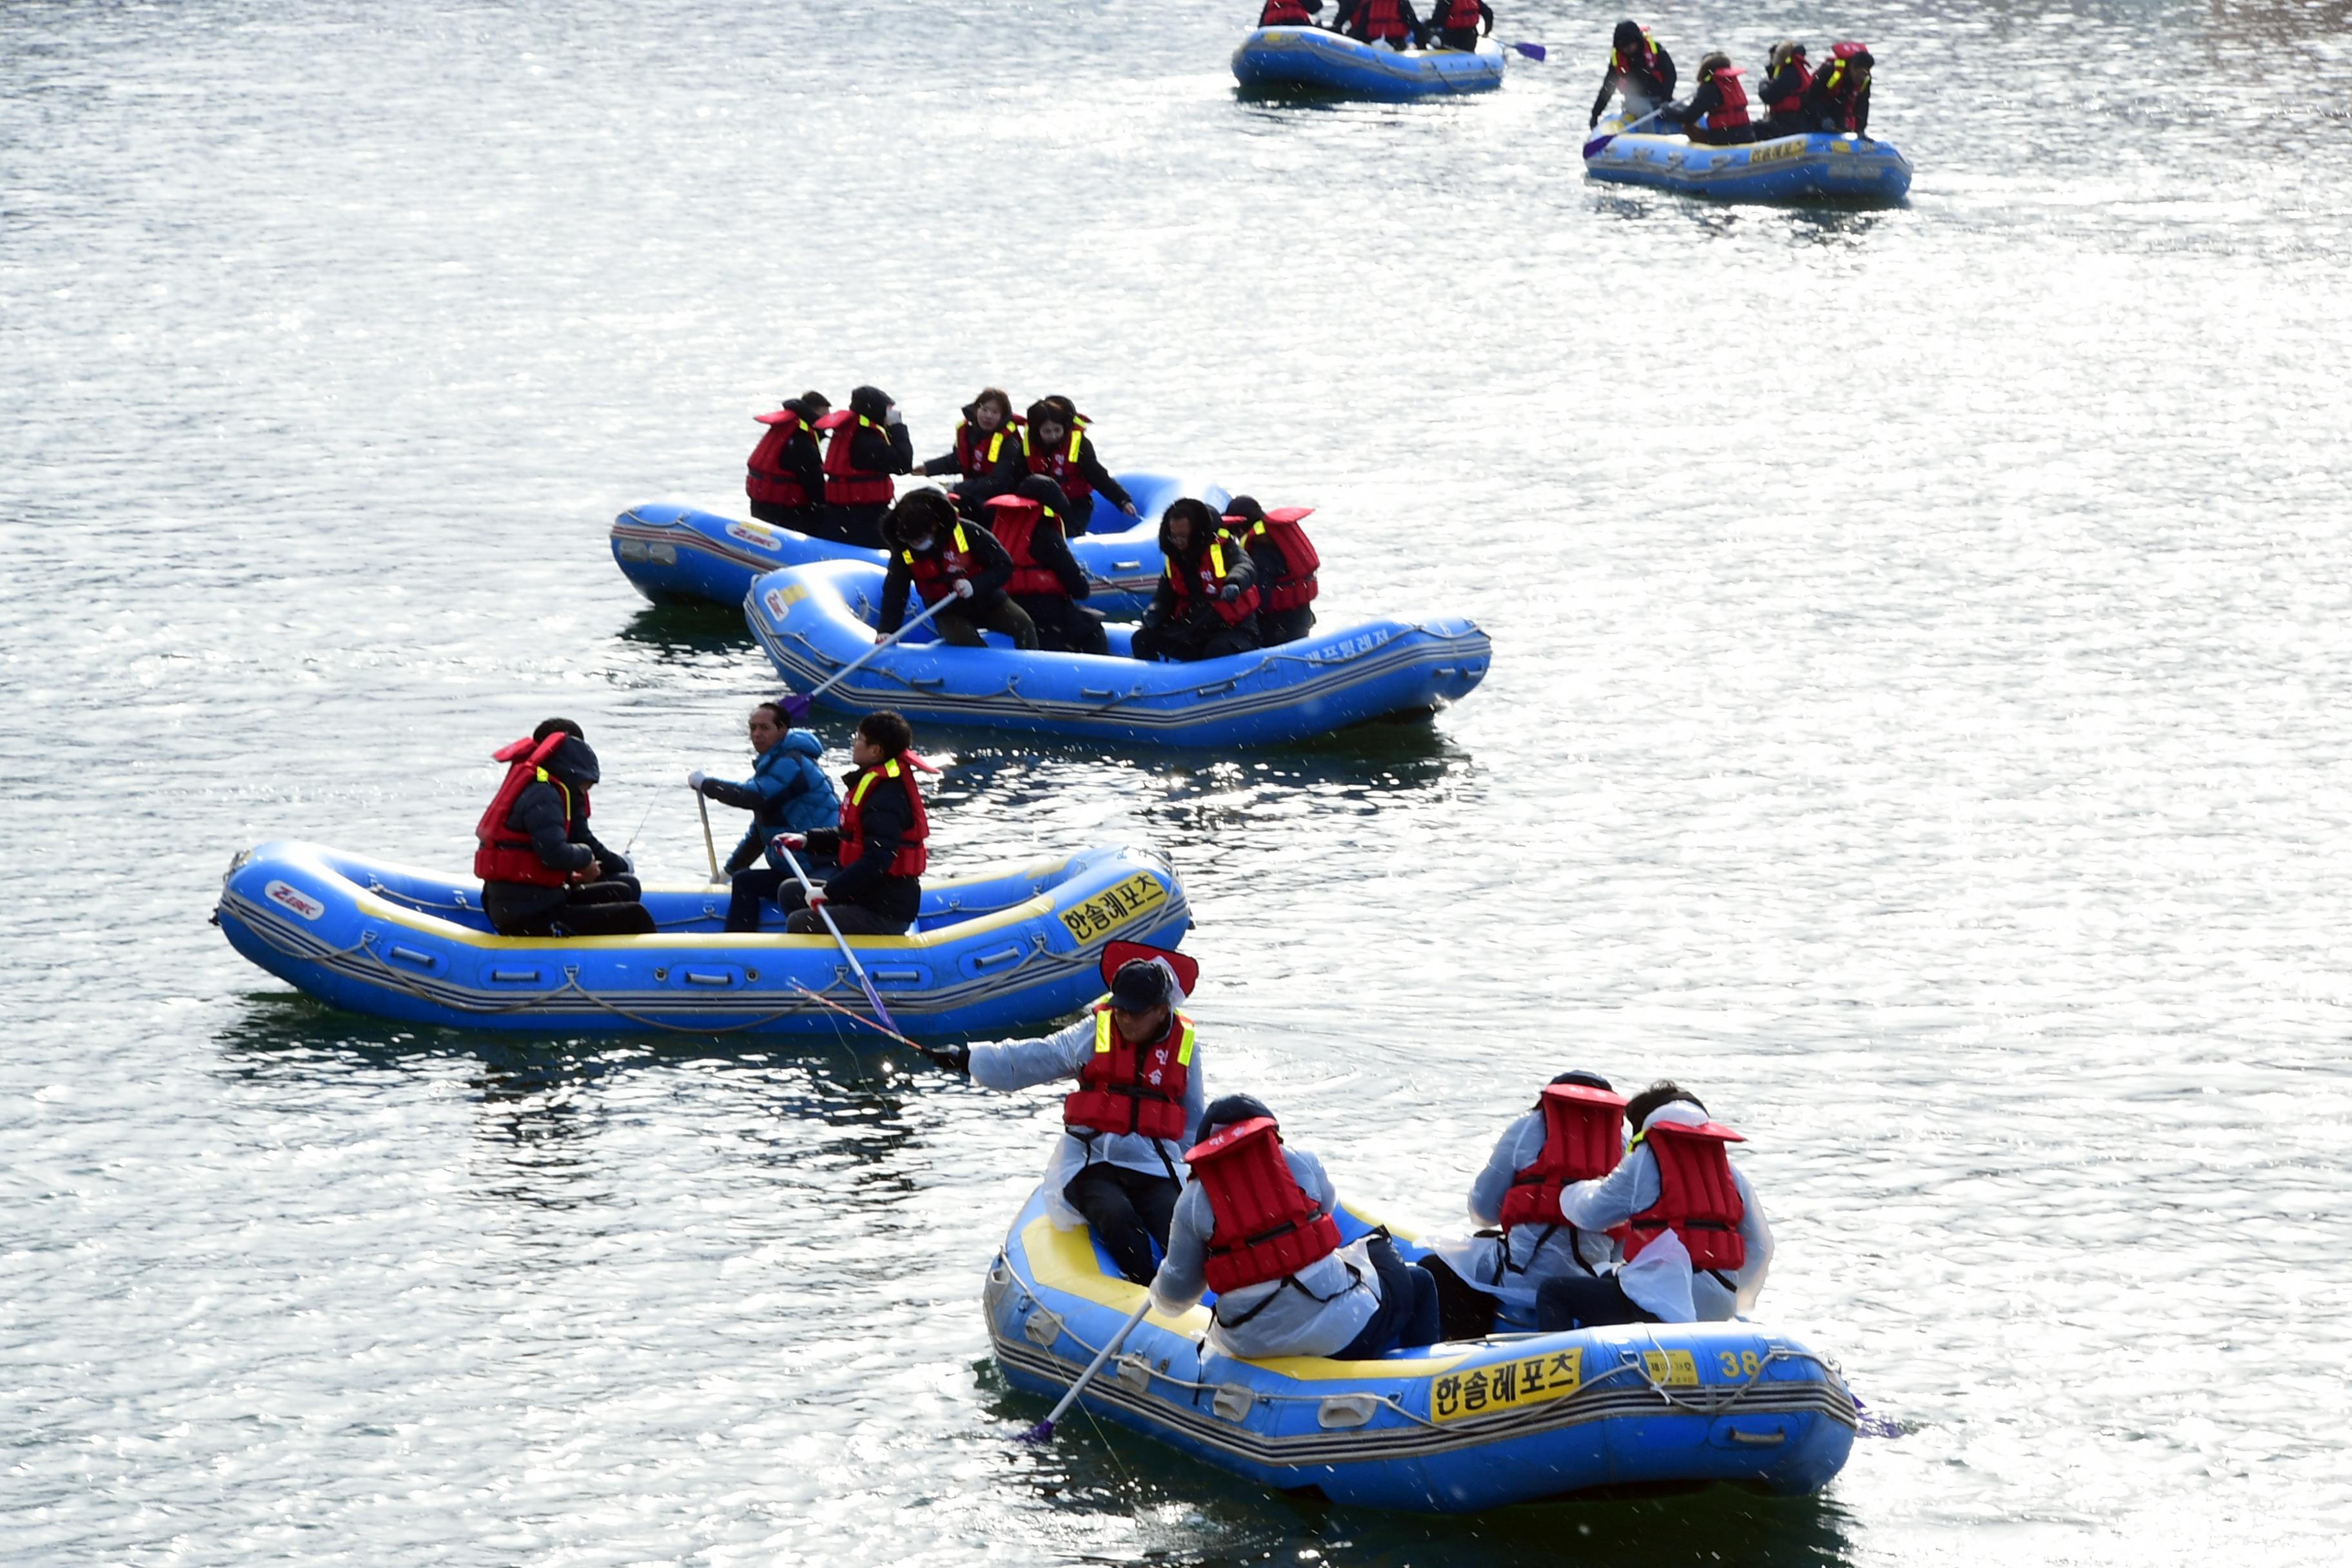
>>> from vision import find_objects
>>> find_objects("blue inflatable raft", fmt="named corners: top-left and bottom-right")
top-left (1231, 27), bottom-right (1504, 99)
top-left (1584, 119), bottom-right (1911, 203)
top-left (745, 560), bottom-right (1490, 749)
top-left (612, 473), bottom-right (1228, 618)
top-left (215, 839), bottom-right (1189, 1039)
top-left (989, 1188), bottom-right (1856, 1511)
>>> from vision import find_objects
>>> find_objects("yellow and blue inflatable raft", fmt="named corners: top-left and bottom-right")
top-left (1585, 118), bottom-right (1912, 204)
top-left (989, 1188), bottom-right (1856, 1511)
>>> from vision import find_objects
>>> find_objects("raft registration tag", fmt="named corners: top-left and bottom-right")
top-left (1058, 873), bottom-right (1168, 943)
top-left (1641, 1349), bottom-right (1701, 1387)
top-left (1431, 1347), bottom-right (1582, 1425)
top-left (1750, 139), bottom-right (1805, 167)
top-left (761, 584), bottom-right (808, 620)
top-left (726, 520), bottom-right (779, 549)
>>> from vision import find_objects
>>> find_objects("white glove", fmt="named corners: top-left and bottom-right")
top-left (687, 769), bottom-right (707, 790)
top-left (885, 403), bottom-right (903, 426)
top-left (952, 578), bottom-right (975, 600)
top-left (770, 832), bottom-right (808, 854)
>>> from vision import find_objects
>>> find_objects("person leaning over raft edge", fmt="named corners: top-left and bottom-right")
top-left (926, 945), bottom-right (1206, 1286)
top-left (688, 695), bottom-right (841, 934)
top-left (1151, 1095), bottom-right (1441, 1359)
top-left (475, 718), bottom-right (654, 937)
top-left (1132, 498), bottom-right (1261, 663)
top-left (877, 487), bottom-right (1039, 651)
top-left (1798, 42), bottom-right (1873, 137)
top-left (765, 709), bottom-right (934, 937)
top-left (1658, 52), bottom-right (1754, 144)
top-left (1592, 19), bottom-right (1676, 127)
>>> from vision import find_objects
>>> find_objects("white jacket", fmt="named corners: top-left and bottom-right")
top-left (1151, 1146), bottom-right (1380, 1360)
top-left (1556, 1101), bottom-right (1772, 1323)
top-left (1425, 1109), bottom-right (1623, 1330)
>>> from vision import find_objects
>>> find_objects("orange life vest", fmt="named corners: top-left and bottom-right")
top-left (1231, 507), bottom-right (1320, 612)
top-left (1186, 1117), bottom-right (1342, 1294)
top-left (1617, 1119), bottom-right (1748, 1273)
top-left (901, 522), bottom-right (981, 608)
top-left (836, 753), bottom-right (929, 879)
top-left (820, 410), bottom-right (895, 507)
top-left (1702, 66), bottom-right (1750, 132)
top-left (1164, 531), bottom-right (1260, 626)
top-left (1063, 1008), bottom-right (1195, 1143)
top-left (473, 733), bottom-right (577, 887)
top-left (1496, 1083), bottom-right (1628, 1234)
top-left (746, 409), bottom-right (814, 508)
top-left (982, 498), bottom-right (1066, 599)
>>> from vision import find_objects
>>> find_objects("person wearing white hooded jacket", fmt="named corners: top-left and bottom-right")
top-left (928, 945), bottom-right (1205, 1286)
top-left (1539, 1081), bottom-right (1773, 1331)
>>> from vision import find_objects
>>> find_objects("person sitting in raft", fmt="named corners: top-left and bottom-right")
top-left (1150, 1095), bottom-right (1440, 1360)
top-left (1222, 495), bottom-right (1320, 647)
top-left (1590, 19), bottom-right (1677, 128)
top-left (918, 386), bottom-right (1023, 517)
top-left (1536, 1079), bottom-right (1773, 1332)
top-left (1331, 0), bottom-right (1427, 49)
top-left (1257, 0), bottom-right (1325, 27)
top-left (745, 391), bottom-right (830, 533)
top-left (984, 481), bottom-right (1108, 656)
top-left (998, 397), bottom-right (1137, 536)
top-left (475, 718), bottom-right (654, 937)
top-left (765, 709), bottom-right (934, 936)
top-left (877, 488), bottom-right (1038, 650)
top-left (926, 945), bottom-right (1206, 1286)
top-left (816, 384), bottom-right (915, 549)
top-left (1756, 41), bottom-right (1812, 133)
top-left (1428, 0), bottom-right (1491, 52)
top-left (688, 696), bottom-right (841, 934)
top-left (1417, 1072), bottom-right (1627, 1341)
top-left (1132, 498), bottom-right (1261, 663)
top-left (1798, 42), bottom-right (1873, 137)
top-left (1660, 53), bottom-right (1753, 144)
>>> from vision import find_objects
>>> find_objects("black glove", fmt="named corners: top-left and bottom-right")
top-left (723, 850), bottom-right (753, 877)
top-left (1219, 582), bottom-right (1240, 602)
top-left (926, 1043), bottom-right (971, 1074)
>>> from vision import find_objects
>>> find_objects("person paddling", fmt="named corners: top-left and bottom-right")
top-left (1590, 19), bottom-right (1677, 128)
top-left (1428, 0), bottom-right (1491, 52)
top-left (1150, 1096), bottom-right (1440, 1359)
top-left (929, 945), bottom-right (1206, 1286)
top-left (688, 696), bottom-right (841, 933)
top-left (745, 391), bottom-right (830, 533)
top-left (1332, 0), bottom-right (1427, 50)
top-left (876, 487), bottom-right (1038, 650)
top-left (764, 709), bottom-right (934, 937)
top-left (1661, 52), bottom-right (1753, 144)
top-left (475, 718), bottom-right (654, 937)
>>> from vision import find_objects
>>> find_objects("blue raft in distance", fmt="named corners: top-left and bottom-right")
top-left (216, 839), bottom-right (1189, 1039)
top-left (1583, 117), bottom-right (1912, 203)
top-left (989, 1187), bottom-right (1857, 1511)
top-left (1232, 27), bottom-right (1504, 99)
top-left (746, 558), bottom-right (1490, 749)
top-left (611, 473), bottom-right (1228, 619)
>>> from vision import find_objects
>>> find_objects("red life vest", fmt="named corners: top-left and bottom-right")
top-left (1612, 30), bottom-right (1668, 95)
top-left (952, 415), bottom-right (1023, 483)
top-left (746, 410), bottom-right (814, 508)
top-left (1816, 48), bottom-right (1866, 130)
top-left (1702, 66), bottom-right (1750, 132)
top-left (1435, 0), bottom-right (1482, 31)
top-left (836, 752), bottom-right (930, 879)
top-left (1618, 1119), bottom-right (1748, 1273)
top-left (1768, 58), bottom-right (1812, 115)
top-left (472, 733), bottom-right (578, 887)
top-left (1186, 1117), bottom-right (1342, 1295)
top-left (1350, 0), bottom-right (1411, 44)
top-left (1496, 1083), bottom-right (1629, 1233)
top-left (1023, 424), bottom-right (1093, 514)
top-left (1230, 507), bottom-right (1320, 612)
top-left (820, 410), bottom-right (895, 507)
top-left (1063, 1008), bottom-right (1195, 1142)
top-left (981, 498), bottom-right (1066, 599)
top-left (1259, 0), bottom-right (1315, 24)
top-left (900, 521), bottom-right (981, 608)
top-left (1164, 531), bottom-right (1261, 626)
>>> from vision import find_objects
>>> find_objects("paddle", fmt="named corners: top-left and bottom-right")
top-left (1018, 1295), bottom-right (1154, 1444)
top-left (801, 594), bottom-right (956, 703)
top-left (695, 791), bottom-right (723, 883)
top-left (1508, 41), bottom-right (1545, 61)
top-left (773, 839), bottom-right (899, 1037)
top-left (1582, 105), bottom-right (1663, 157)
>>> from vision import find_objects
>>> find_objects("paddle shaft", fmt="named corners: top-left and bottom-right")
top-left (695, 790), bottom-right (721, 882)
top-left (774, 841), bottom-right (899, 1036)
top-left (1031, 1296), bottom-right (1153, 1440)
top-left (1583, 105), bottom-right (1664, 157)
top-left (807, 593), bottom-right (955, 701)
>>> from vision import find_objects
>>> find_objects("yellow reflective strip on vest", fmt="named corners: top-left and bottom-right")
top-left (952, 524), bottom-right (968, 554)
top-left (1208, 541), bottom-right (1226, 577)
top-left (852, 770), bottom-right (877, 804)
top-left (1095, 1011), bottom-right (1114, 1053)
top-left (902, 550), bottom-right (916, 565)
top-left (1176, 1019), bottom-right (1195, 1067)
top-left (885, 758), bottom-right (901, 779)
top-left (1064, 430), bottom-right (1082, 462)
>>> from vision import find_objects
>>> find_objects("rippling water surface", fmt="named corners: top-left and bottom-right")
top-left (5, 1), bottom-right (2350, 1562)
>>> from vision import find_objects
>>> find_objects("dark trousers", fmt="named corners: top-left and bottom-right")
top-left (1016, 594), bottom-right (1110, 655)
top-left (775, 881), bottom-right (910, 937)
top-left (1132, 618), bottom-right (1260, 663)
top-left (1335, 1236), bottom-right (1442, 1358)
top-left (748, 501), bottom-right (825, 534)
top-left (1535, 1275), bottom-right (1659, 1333)
top-left (826, 504), bottom-right (888, 550)
top-left (935, 595), bottom-right (1037, 649)
top-left (1416, 1253), bottom-right (1500, 1341)
top-left (1259, 605), bottom-right (1316, 646)
top-left (1062, 1162), bottom-right (1181, 1285)
top-left (485, 876), bottom-right (652, 937)
top-left (726, 867), bottom-right (788, 933)
top-left (1436, 26), bottom-right (1479, 49)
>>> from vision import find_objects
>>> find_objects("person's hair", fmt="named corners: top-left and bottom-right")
top-left (1222, 494), bottom-right (1266, 525)
top-left (1699, 51), bottom-right (1731, 76)
top-left (752, 701), bottom-right (787, 727)
top-left (1848, 48), bottom-right (1874, 71)
top-left (972, 387), bottom-right (1014, 423)
top-left (796, 389), bottom-right (831, 416)
top-left (1024, 398), bottom-right (1061, 431)
top-left (1199, 1093), bottom-right (1277, 1144)
top-left (858, 709), bottom-right (914, 756)
top-left (884, 487), bottom-right (957, 548)
top-left (1769, 40), bottom-right (1805, 72)
top-left (1624, 1080), bottom-right (1707, 1133)
top-left (1160, 496), bottom-right (1219, 551)
top-left (1612, 19), bottom-right (1644, 52)
top-left (532, 716), bottom-right (584, 742)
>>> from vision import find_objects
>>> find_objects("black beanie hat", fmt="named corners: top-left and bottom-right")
top-left (1199, 1093), bottom-right (1277, 1142)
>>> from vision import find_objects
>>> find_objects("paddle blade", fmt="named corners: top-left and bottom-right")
top-left (1015, 1418), bottom-right (1056, 1444)
top-left (1511, 41), bottom-right (1545, 61)
top-left (1580, 132), bottom-right (1613, 159)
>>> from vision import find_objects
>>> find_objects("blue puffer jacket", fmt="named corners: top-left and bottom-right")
top-left (701, 730), bottom-right (841, 873)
